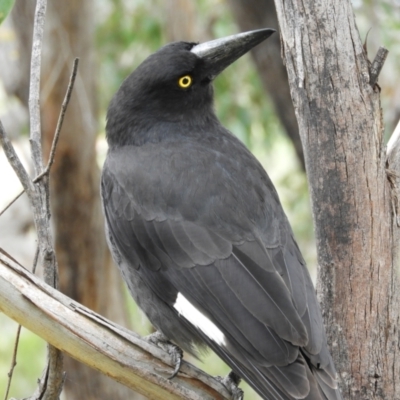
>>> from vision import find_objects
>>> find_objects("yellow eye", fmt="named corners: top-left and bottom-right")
top-left (178, 75), bottom-right (192, 88)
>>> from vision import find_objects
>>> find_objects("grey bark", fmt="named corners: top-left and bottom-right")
top-left (273, 0), bottom-right (400, 399)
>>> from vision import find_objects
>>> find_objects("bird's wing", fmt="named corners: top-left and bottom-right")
top-left (102, 142), bottom-right (338, 399)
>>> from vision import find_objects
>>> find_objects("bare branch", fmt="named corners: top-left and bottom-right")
top-left (369, 46), bottom-right (389, 87)
top-left (26, 1), bottom-right (66, 398)
top-left (0, 189), bottom-right (24, 218)
top-left (25, 0), bottom-right (56, 288)
top-left (1, 242), bottom-right (41, 400)
top-left (1, 54), bottom-right (79, 399)
top-left (34, 58), bottom-right (79, 182)
top-left (3, 325), bottom-right (22, 400)
top-left (28, 0), bottom-right (47, 176)
top-left (0, 58), bottom-right (79, 220)
top-left (0, 253), bottom-right (230, 400)
top-left (0, 121), bottom-right (35, 199)
top-left (32, 244), bottom-right (40, 274)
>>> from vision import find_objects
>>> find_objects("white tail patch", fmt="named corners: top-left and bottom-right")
top-left (174, 293), bottom-right (226, 345)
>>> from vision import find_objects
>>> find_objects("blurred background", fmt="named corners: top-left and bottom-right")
top-left (0, 0), bottom-right (399, 399)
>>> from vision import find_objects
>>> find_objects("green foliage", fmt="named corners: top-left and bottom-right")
top-left (0, 0), bottom-right (14, 25)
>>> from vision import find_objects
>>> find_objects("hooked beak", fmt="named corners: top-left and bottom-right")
top-left (191, 28), bottom-right (275, 80)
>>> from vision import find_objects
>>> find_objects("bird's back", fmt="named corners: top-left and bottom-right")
top-left (102, 128), bottom-right (341, 400)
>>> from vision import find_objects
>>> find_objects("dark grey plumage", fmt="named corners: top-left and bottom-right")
top-left (101, 30), bottom-right (342, 400)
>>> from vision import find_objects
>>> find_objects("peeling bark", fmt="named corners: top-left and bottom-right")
top-left (273, 0), bottom-right (400, 398)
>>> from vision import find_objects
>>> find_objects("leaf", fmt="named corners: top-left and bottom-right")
top-left (0, 0), bottom-right (15, 25)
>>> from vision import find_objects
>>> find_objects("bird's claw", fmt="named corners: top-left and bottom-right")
top-left (167, 347), bottom-right (183, 379)
top-left (145, 331), bottom-right (183, 379)
top-left (217, 371), bottom-right (244, 400)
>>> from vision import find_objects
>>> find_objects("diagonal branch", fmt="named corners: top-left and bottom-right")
top-left (0, 252), bottom-right (230, 400)
top-left (0, 121), bottom-right (36, 200)
top-left (33, 58), bottom-right (79, 182)
top-left (0, 58), bottom-right (80, 219)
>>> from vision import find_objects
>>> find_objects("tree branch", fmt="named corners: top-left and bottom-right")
top-left (0, 252), bottom-right (230, 400)
top-left (1, 2), bottom-right (79, 398)
top-left (34, 58), bottom-right (79, 182)
top-left (369, 46), bottom-right (389, 87)
top-left (0, 121), bottom-right (36, 200)
top-left (0, 58), bottom-right (79, 219)
top-left (27, 0), bottom-right (64, 388)
top-left (28, 0), bottom-right (47, 176)
top-left (3, 324), bottom-right (22, 400)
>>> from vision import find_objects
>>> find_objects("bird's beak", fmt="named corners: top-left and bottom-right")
top-left (191, 28), bottom-right (275, 80)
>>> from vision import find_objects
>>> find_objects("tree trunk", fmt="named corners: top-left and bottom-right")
top-left (228, 0), bottom-right (304, 169)
top-left (273, 0), bottom-right (400, 399)
top-left (40, 1), bottom-right (139, 398)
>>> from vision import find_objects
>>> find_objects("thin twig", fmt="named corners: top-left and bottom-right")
top-left (0, 244), bottom-right (54, 400)
top-left (2, 3), bottom-right (77, 399)
top-left (32, 244), bottom-right (40, 274)
top-left (34, 58), bottom-right (79, 182)
top-left (0, 248), bottom-right (25, 268)
top-left (0, 190), bottom-right (24, 218)
top-left (29, 0), bottom-right (47, 176)
top-left (0, 121), bottom-right (35, 200)
top-left (27, 1), bottom-right (66, 399)
top-left (3, 325), bottom-right (22, 400)
top-left (1, 242), bottom-right (42, 400)
top-left (0, 59), bottom-right (79, 219)
top-left (26, 0), bottom-right (51, 287)
top-left (0, 243), bottom-right (38, 400)
top-left (369, 46), bottom-right (389, 87)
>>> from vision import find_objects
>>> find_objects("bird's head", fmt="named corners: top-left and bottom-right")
top-left (106, 28), bottom-right (275, 147)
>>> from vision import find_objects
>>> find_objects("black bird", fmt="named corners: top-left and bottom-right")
top-left (101, 29), bottom-right (342, 400)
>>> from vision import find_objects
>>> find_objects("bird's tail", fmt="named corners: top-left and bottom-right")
top-left (312, 364), bottom-right (343, 400)
top-left (208, 339), bottom-right (342, 400)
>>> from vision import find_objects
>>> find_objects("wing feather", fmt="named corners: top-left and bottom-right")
top-left (173, 265), bottom-right (299, 366)
top-left (229, 248), bottom-right (308, 345)
top-left (101, 146), bottom-right (341, 400)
